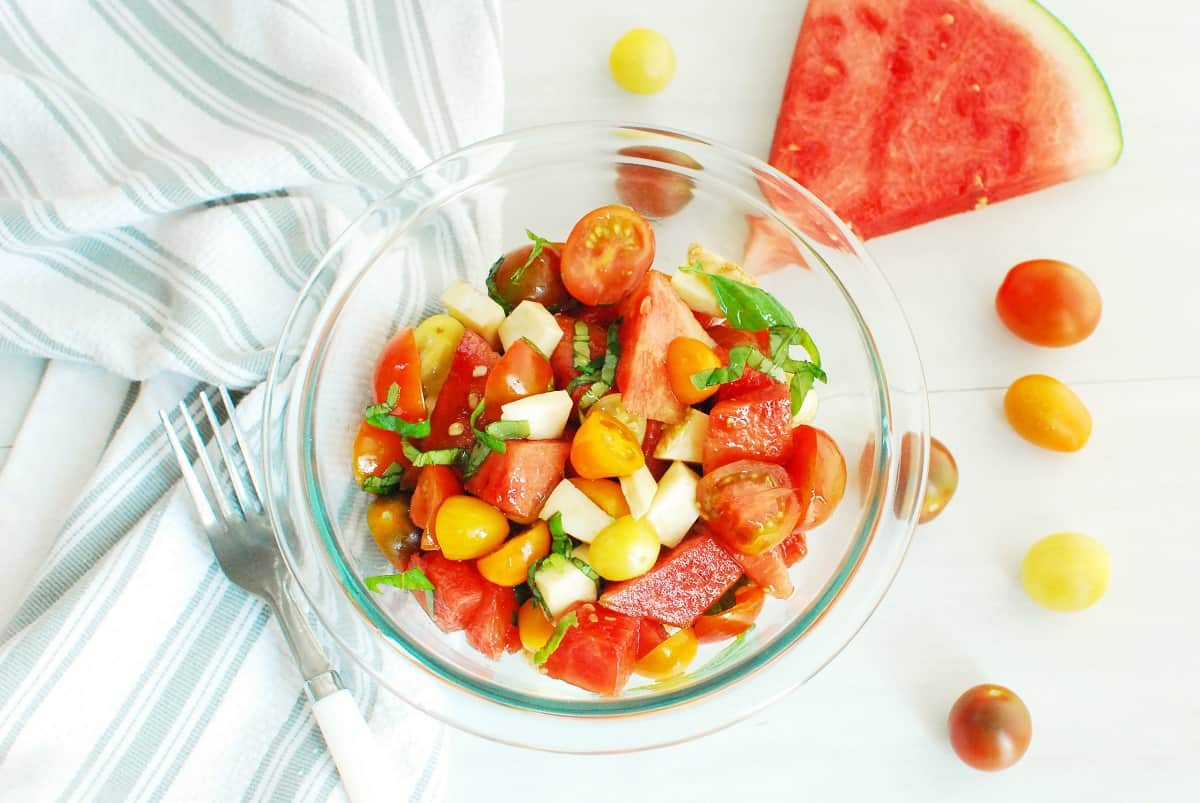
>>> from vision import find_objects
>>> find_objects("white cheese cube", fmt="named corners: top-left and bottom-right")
top-left (686, 243), bottom-right (759, 286)
top-left (570, 543), bottom-right (592, 567)
top-left (498, 300), bottom-right (563, 358)
top-left (653, 408), bottom-right (708, 464)
top-left (619, 465), bottom-right (658, 518)
top-left (670, 270), bottom-right (723, 317)
top-left (645, 461), bottom-right (701, 547)
top-left (442, 280), bottom-right (504, 349)
top-left (790, 388), bottom-right (819, 427)
top-left (538, 479), bottom-right (614, 543)
top-left (501, 390), bottom-right (572, 440)
top-left (533, 558), bottom-right (598, 618)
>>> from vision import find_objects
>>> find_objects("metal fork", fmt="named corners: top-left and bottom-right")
top-left (160, 389), bottom-right (388, 803)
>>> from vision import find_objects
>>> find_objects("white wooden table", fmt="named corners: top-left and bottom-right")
top-left (3, 1), bottom-right (1197, 800)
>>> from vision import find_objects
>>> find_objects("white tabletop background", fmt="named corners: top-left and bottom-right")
top-left (1, 0), bottom-right (1197, 800)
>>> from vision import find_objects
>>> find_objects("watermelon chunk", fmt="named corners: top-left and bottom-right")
top-left (703, 384), bottom-right (795, 473)
top-left (465, 440), bottom-right (571, 524)
top-left (600, 534), bottom-right (743, 627)
top-left (422, 329), bottom-right (499, 450)
top-left (464, 581), bottom-right (519, 659)
top-left (769, 0), bottom-right (1122, 239)
top-left (616, 272), bottom-right (716, 424)
top-left (542, 603), bottom-right (641, 695)
top-left (408, 552), bottom-right (487, 633)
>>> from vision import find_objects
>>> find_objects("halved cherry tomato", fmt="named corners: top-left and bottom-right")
top-left (634, 627), bottom-right (698, 680)
top-left (366, 496), bottom-right (420, 569)
top-left (569, 477), bottom-right (630, 518)
top-left (785, 426), bottom-right (847, 529)
top-left (486, 241), bottom-right (574, 314)
top-left (352, 420), bottom-right (414, 491)
top-left (666, 337), bottom-right (722, 405)
top-left (693, 583), bottom-right (765, 642)
top-left (571, 410), bottom-right (645, 479)
top-left (995, 259), bottom-right (1101, 347)
top-left (560, 205), bottom-right (655, 306)
top-left (517, 598), bottom-right (555, 652)
top-left (372, 327), bottom-right (426, 422)
top-left (410, 465), bottom-right (462, 547)
top-left (615, 146), bottom-right (701, 219)
top-left (477, 521), bottom-right (551, 586)
top-left (697, 460), bottom-right (801, 555)
top-left (483, 338), bottom-right (554, 411)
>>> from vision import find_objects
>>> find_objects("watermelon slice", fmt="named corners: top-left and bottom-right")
top-left (542, 603), bottom-right (641, 695)
top-left (408, 552), bottom-right (487, 633)
top-left (770, 0), bottom-right (1122, 239)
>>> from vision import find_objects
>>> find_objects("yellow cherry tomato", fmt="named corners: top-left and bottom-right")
top-left (413, 314), bottom-right (465, 402)
top-left (609, 28), bottom-right (676, 94)
top-left (569, 477), bottom-right (631, 518)
top-left (588, 515), bottom-right (660, 581)
top-left (366, 496), bottom-right (418, 569)
top-left (434, 495), bottom-right (510, 560)
top-left (571, 410), bottom-right (646, 479)
top-left (517, 598), bottom-right (555, 652)
top-left (635, 627), bottom-right (698, 679)
top-left (476, 522), bottom-right (551, 586)
top-left (666, 337), bottom-right (722, 405)
top-left (588, 393), bottom-right (647, 445)
top-left (1003, 374), bottom-right (1092, 452)
top-left (1021, 532), bottom-right (1110, 612)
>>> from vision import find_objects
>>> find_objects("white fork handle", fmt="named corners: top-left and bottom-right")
top-left (311, 689), bottom-right (392, 803)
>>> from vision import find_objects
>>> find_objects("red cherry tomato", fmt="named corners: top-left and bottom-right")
top-left (615, 145), bottom-right (701, 219)
top-left (486, 241), bottom-right (574, 314)
top-left (693, 583), bottom-right (765, 642)
top-left (785, 426), bottom-right (847, 529)
top-left (696, 460), bottom-right (802, 555)
top-left (372, 327), bottom-right (426, 421)
top-left (410, 465), bottom-right (463, 548)
top-left (995, 259), bottom-right (1101, 347)
top-left (947, 684), bottom-right (1033, 771)
top-left (560, 205), bottom-right (655, 306)
top-left (483, 339), bottom-right (554, 411)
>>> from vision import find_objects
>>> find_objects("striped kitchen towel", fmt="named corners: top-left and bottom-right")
top-left (0, 1), bottom-right (503, 800)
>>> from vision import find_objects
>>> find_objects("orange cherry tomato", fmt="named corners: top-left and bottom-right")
top-left (697, 460), bottom-right (801, 555)
top-left (785, 426), bottom-right (847, 529)
top-left (571, 410), bottom-right (645, 479)
top-left (351, 420), bottom-right (413, 491)
top-left (484, 338), bottom-right (554, 411)
top-left (948, 684), bottom-right (1033, 771)
top-left (366, 496), bottom-right (420, 569)
top-left (995, 259), bottom-right (1101, 347)
top-left (615, 145), bottom-right (701, 219)
top-left (487, 241), bottom-right (574, 314)
top-left (476, 522), bottom-right (551, 586)
top-left (410, 465), bottom-right (462, 547)
top-left (921, 437), bottom-right (958, 523)
top-left (634, 627), bottom-right (698, 680)
top-left (1004, 374), bottom-right (1091, 452)
top-left (568, 477), bottom-right (631, 518)
top-left (693, 584), bottom-right (765, 643)
top-left (517, 598), bottom-right (555, 652)
top-left (666, 337), bottom-right (722, 405)
top-left (560, 205), bottom-right (655, 306)
top-left (372, 327), bottom-right (426, 421)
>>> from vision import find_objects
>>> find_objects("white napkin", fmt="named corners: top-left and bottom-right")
top-left (0, 2), bottom-right (503, 800)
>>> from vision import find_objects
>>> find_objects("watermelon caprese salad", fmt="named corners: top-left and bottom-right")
top-left (353, 204), bottom-right (847, 694)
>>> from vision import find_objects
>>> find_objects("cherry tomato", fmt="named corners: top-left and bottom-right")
top-left (615, 145), bottom-right (701, 219)
top-left (1021, 532), bottom-right (1110, 611)
top-left (569, 477), bottom-right (631, 518)
top-left (666, 337), bottom-right (722, 405)
top-left (947, 684), bottom-right (1032, 771)
top-left (921, 437), bottom-right (958, 524)
top-left (517, 598), bottom-right (554, 652)
top-left (785, 426), bottom-right (847, 529)
top-left (366, 496), bottom-right (420, 569)
top-left (635, 628), bottom-right (698, 680)
top-left (588, 516), bottom-right (660, 581)
top-left (477, 521), bottom-right (551, 586)
top-left (372, 327), bottom-right (426, 421)
top-left (1004, 374), bottom-right (1092, 452)
top-left (571, 410), bottom-right (646, 479)
top-left (410, 465), bottom-right (462, 547)
top-left (483, 338), bottom-right (554, 411)
top-left (560, 205), bottom-right (655, 306)
top-left (697, 460), bottom-right (802, 555)
top-left (693, 583), bottom-right (765, 643)
top-left (433, 496), bottom-right (509, 560)
top-left (352, 420), bottom-right (414, 491)
top-left (996, 259), bottom-right (1101, 347)
top-left (609, 28), bottom-right (676, 94)
top-left (486, 241), bottom-right (574, 314)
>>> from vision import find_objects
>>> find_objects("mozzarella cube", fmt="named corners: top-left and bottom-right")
top-left (790, 388), bottom-right (819, 427)
top-left (501, 390), bottom-right (572, 440)
top-left (670, 270), bottom-right (723, 317)
top-left (619, 465), bottom-right (658, 518)
top-left (645, 461), bottom-right (701, 547)
top-left (533, 558), bottom-right (598, 618)
top-left (442, 280), bottom-right (504, 348)
top-left (686, 243), bottom-right (759, 286)
top-left (498, 300), bottom-right (563, 358)
top-left (653, 408), bottom-right (708, 464)
top-left (539, 479), bottom-right (614, 543)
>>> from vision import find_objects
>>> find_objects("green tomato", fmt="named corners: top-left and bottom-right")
top-left (609, 28), bottom-right (676, 94)
top-left (1021, 532), bottom-right (1110, 612)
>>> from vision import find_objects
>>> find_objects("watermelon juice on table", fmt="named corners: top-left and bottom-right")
top-left (769, 0), bottom-right (1123, 239)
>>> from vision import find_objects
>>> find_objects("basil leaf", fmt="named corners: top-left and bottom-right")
top-left (680, 264), bottom-right (796, 330)
top-left (401, 441), bottom-right (464, 467)
top-left (689, 345), bottom-right (785, 390)
top-left (547, 512), bottom-right (572, 557)
top-left (578, 323), bottom-right (621, 414)
top-left (486, 419), bottom-right (531, 441)
top-left (533, 611), bottom-right (578, 665)
top-left (577, 381), bottom-right (610, 414)
top-left (767, 326), bottom-right (822, 371)
top-left (364, 567), bottom-right (434, 593)
top-left (462, 441), bottom-right (491, 479)
top-left (360, 462), bottom-right (406, 494)
top-left (527, 559), bottom-right (551, 618)
top-left (485, 254), bottom-right (514, 315)
top-left (509, 229), bottom-right (552, 285)
top-left (570, 557), bottom-right (600, 585)
top-left (572, 321), bottom-right (594, 372)
top-left (364, 413), bottom-right (431, 439)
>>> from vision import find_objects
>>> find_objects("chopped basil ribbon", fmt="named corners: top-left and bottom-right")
top-left (364, 382), bottom-right (431, 438)
top-left (572, 321), bottom-right (598, 373)
top-left (577, 323), bottom-right (621, 414)
top-left (469, 399), bottom-right (531, 454)
top-left (401, 441), bottom-right (464, 467)
top-left (520, 336), bottom-right (551, 362)
top-left (360, 462), bottom-right (406, 494)
top-left (690, 327), bottom-right (828, 415)
top-left (508, 229), bottom-right (552, 285)
top-left (680, 262), bottom-right (797, 331)
top-left (364, 566), bottom-right (434, 593)
top-left (547, 512), bottom-right (572, 557)
top-left (533, 610), bottom-right (578, 666)
top-left (570, 557), bottom-right (600, 584)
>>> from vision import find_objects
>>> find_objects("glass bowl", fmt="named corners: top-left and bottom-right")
top-left (262, 122), bottom-right (928, 753)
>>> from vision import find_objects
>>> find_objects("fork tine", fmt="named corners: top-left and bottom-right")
top-left (218, 386), bottom-right (266, 503)
top-left (178, 400), bottom-right (240, 519)
top-left (159, 410), bottom-right (220, 531)
top-left (200, 391), bottom-right (258, 513)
